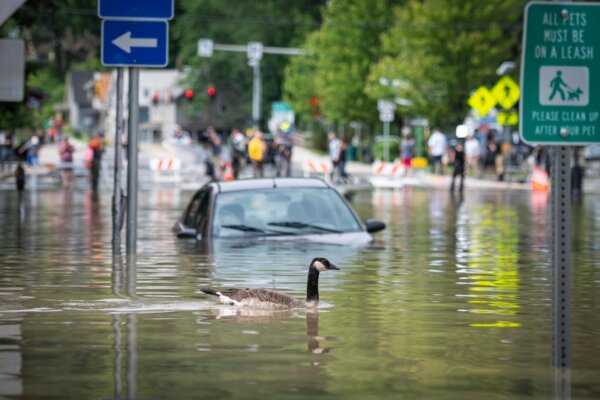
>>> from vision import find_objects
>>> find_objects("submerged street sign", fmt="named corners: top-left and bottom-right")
top-left (98, 0), bottom-right (174, 20)
top-left (102, 20), bottom-right (168, 67)
top-left (520, 2), bottom-right (600, 144)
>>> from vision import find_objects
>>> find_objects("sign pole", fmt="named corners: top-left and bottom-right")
top-left (383, 121), bottom-right (390, 162)
top-left (112, 67), bottom-right (124, 254)
top-left (551, 144), bottom-right (571, 370)
top-left (252, 62), bottom-right (261, 130)
top-left (126, 67), bottom-right (139, 257)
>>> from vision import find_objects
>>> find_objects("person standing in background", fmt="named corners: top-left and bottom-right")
top-left (230, 128), bottom-right (247, 179)
top-left (0, 130), bottom-right (13, 171)
top-left (427, 127), bottom-right (447, 175)
top-left (248, 130), bottom-right (267, 178)
top-left (401, 134), bottom-right (415, 176)
top-left (450, 141), bottom-right (466, 194)
top-left (87, 134), bottom-right (104, 191)
top-left (328, 132), bottom-right (341, 181)
top-left (464, 133), bottom-right (481, 177)
top-left (58, 137), bottom-right (75, 189)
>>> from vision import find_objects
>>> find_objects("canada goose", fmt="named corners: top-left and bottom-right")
top-left (201, 257), bottom-right (340, 309)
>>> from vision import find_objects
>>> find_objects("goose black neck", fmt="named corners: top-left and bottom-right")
top-left (306, 266), bottom-right (320, 302)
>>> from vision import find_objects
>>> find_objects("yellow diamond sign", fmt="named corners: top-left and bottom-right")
top-left (491, 76), bottom-right (520, 110)
top-left (468, 86), bottom-right (496, 116)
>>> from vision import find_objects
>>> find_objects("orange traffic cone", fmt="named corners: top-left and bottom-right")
top-left (223, 162), bottom-right (234, 181)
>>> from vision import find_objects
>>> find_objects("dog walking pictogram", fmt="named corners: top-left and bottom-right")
top-left (549, 70), bottom-right (583, 102)
top-left (540, 66), bottom-right (589, 106)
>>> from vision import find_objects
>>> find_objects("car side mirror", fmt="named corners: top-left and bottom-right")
top-left (365, 219), bottom-right (386, 233)
top-left (177, 226), bottom-right (199, 239)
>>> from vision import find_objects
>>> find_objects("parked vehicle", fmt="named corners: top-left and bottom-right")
top-left (173, 178), bottom-right (385, 244)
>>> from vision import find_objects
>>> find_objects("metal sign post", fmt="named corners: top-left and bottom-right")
top-left (126, 68), bottom-right (139, 256)
top-left (112, 68), bottom-right (124, 253)
top-left (551, 144), bottom-right (572, 368)
top-left (248, 42), bottom-right (263, 130)
top-left (99, 0), bottom-right (172, 257)
top-left (520, 1), bottom-right (599, 383)
top-left (378, 100), bottom-right (396, 162)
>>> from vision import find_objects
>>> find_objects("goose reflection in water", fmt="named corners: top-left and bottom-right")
top-left (209, 307), bottom-right (336, 357)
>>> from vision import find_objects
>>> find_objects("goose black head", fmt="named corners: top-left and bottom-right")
top-left (310, 257), bottom-right (340, 272)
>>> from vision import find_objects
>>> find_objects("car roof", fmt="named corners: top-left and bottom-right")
top-left (210, 178), bottom-right (331, 193)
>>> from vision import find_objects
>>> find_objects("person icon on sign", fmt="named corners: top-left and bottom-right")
top-left (549, 70), bottom-right (568, 101)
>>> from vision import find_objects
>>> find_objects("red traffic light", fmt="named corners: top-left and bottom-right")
top-left (207, 85), bottom-right (216, 97)
top-left (184, 88), bottom-right (194, 100)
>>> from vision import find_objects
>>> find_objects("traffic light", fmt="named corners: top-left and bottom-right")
top-left (207, 85), bottom-right (216, 99)
top-left (184, 88), bottom-right (194, 102)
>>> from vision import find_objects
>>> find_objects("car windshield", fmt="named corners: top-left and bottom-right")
top-left (212, 187), bottom-right (362, 237)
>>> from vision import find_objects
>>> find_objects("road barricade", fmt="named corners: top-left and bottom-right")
top-left (302, 159), bottom-right (333, 179)
top-left (371, 160), bottom-right (404, 178)
top-left (149, 158), bottom-right (182, 183)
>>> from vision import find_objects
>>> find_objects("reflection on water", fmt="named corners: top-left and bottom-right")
top-left (457, 205), bottom-right (522, 328)
top-left (1, 187), bottom-right (600, 399)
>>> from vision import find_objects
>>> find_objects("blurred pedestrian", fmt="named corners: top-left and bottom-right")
top-left (230, 128), bottom-right (247, 179)
top-left (87, 134), bottom-right (104, 191)
top-left (20, 135), bottom-right (41, 167)
top-left (274, 133), bottom-right (292, 177)
top-left (428, 127), bottom-right (447, 175)
top-left (207, 127), bottom-right (223, 179)
top-left (248, 130), bottom-right (267, 178)
top-left (450, 141), bottom-right (465, 193)
top-left (58, 137), bottom-right (75, 188)
top-left (328, 132), bottom-right (341, 181)
top-left (15, 162), bottom-right (25, 192)
top-left (337, 138), bottom-right (349, 183)
top-left (484, 133), bottom-right (504, 181)
top-left (401, 134), bottom-right (415, 176)
top-left (0, 130), bottom-right (13, 171)
top-left (54, 113), bottom-right (64, 142)
top-left (465, 133), bottom-right (481, 177)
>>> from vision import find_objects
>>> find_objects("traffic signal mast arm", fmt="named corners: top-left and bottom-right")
top-left (209, 43), bottom-right (310, 56)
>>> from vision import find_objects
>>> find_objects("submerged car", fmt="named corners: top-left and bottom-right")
top-left (174, 178), bottom-right (385, 244)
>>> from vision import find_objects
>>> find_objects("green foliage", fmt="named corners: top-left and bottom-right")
top-left (0, 0), bottom-right (100, 130)
top-left (285, 0), bottom-right (398, 126)
top-left (366, 0), bottom-right (523, 127)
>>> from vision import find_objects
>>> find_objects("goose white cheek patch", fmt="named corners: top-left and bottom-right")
top-left (314, 261), bottom-right (327, 272)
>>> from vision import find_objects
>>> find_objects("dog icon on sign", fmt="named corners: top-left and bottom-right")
top-left (539, 66), bottom-right (588, 106)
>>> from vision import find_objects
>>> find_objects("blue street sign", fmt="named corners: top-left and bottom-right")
top-left (98, 0), bottom-right (174, 20)
top-left (102, 20), bottom-right (169, 67)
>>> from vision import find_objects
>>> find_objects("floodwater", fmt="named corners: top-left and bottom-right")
top-left (0, 186), bottom-right (599, 399)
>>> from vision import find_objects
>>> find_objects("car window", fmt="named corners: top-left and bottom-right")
top-left (184, 190), bottom-right (211, 232)
top-left (212, 187), bottom-right (361, 237)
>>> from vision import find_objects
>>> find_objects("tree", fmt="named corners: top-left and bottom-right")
top-left (366, 0), bottom-right (523, 128)
top-left (1, 0), bottom-right (100, 130)
top-left (310, 0), bottom-right (397, 124)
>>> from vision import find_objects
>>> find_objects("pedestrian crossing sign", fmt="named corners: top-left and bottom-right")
top-left (492, 76), bottom-right (520, 110)
top-left (468, 86), bottom-right (496, 116)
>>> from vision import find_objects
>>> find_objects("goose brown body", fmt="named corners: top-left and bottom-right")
top-left (201, 258), bottom-right (339, 309)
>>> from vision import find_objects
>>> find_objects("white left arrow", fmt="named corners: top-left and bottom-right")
top-left (112, 31), bottom-right (158, 54)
